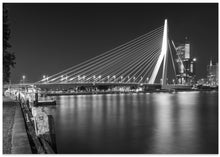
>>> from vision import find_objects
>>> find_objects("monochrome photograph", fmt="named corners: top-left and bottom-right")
top-left (3, 3), bottom-right (218, 154)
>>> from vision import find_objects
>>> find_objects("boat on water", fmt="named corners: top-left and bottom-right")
top-left (36, 100), bottom-right (56, 106)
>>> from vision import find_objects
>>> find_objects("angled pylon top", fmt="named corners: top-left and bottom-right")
top-left (149, 19), bottom-right (168, 84)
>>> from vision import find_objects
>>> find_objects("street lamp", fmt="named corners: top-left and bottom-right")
top-left (65, 75), bottom-right (68, 82)
top-left (172, 79), bottom-right (175, 84)
top-left (193, 58), bottom-right (197, 62)
top-left (99, 75), bottom-right (101, 82)
top-left (78, 75), bottom-right (80, 82)
top-left (113, 75), bottom-right (116, 82)
top-left (22, 75), bottom-right (26, 84)
top-left (43, 75), bottom-right (47, 83)
top-left (93, 75), bottom-right (96, 82)
top-left (107, 75), bottom-right (110, 82)
top-left (140, 76), bottom-right (143, 83)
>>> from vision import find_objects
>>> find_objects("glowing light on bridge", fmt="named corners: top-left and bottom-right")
top-left (69, 77), bottom-right (75, 81)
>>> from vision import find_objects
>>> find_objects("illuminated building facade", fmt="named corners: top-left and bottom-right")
top-left (207, 60), bottom-right (218, 86)
top-left (175, 39), bottom-right (196, 85)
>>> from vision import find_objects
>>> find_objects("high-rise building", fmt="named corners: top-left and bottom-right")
top-left (207, 60), bottom-right (218, 86)
top-left (175, 39), bottom-right (196, 85)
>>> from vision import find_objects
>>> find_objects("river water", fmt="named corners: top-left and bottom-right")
top-left (44, 91), bottom-right (218, 154)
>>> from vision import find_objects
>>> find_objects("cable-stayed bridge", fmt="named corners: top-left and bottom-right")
top-left (9, 19), bottom-right (186, 91)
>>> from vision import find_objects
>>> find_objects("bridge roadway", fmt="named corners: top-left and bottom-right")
top-left (4, 82), bottom-right (162, 90)
top-left (4, 82), bottom-right (194, 91)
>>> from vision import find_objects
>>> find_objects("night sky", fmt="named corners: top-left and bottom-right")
top-left (5, 3), bottom-right (218, 83)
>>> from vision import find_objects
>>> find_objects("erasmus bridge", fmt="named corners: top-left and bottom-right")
top-left (11, 19), bottom-right (182, 91)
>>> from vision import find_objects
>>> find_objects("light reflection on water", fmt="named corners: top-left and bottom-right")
top-left (44, 91), bottom-right (218, 154)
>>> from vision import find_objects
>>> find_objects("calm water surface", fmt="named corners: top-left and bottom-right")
top-left (44, 91), bottom-right (218, 154)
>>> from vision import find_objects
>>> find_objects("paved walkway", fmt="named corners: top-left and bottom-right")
top-left (11, 101), bottom-right (32, 154)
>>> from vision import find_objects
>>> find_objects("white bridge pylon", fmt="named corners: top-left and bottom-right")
top-left (149, 19), bottom-right (168, 89)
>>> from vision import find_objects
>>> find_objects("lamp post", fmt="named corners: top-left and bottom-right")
top-left (78, 75), bottom-right (80, 83)
top-left (93, 75), bottom-right (96, 83)
top-left (107, 75), bottom-right (110, 82)
top-left (113, 75), bottom-right (116, 82)
top-left (83, 75), bottom-right (86, 83)
top-left (140, 76), bottom-right (143, 83)
top-left (99, 75), bottom-right (101, 82)
top-left (65, 75), bottom-right (68, 82)
top-left (172, 79), bottom-right (175, 84)
top-left (43, 75), bottom-right (46, 83)
top-left (22, 75), bottom-right (26, 84)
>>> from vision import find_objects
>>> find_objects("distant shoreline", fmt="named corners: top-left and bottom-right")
top-left (43, 88), bottom-right (218, 97)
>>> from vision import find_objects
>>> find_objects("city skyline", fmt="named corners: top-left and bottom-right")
top-left (6, 3), bottom-right (218, 83)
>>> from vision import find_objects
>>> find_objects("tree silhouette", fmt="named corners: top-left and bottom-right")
top-left (3, 4), bottom-right (15, 83)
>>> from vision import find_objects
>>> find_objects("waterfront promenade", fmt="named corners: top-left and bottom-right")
top-left (3, 97), bottom-right (32, 154)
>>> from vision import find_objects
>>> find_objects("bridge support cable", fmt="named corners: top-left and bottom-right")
top-left (39, 26), bottom-right (162, 82)
top-left (89, 46), bottom-right (157, 83)
top-left (125, 54), bottom-right (159, 83)
top-left (36, 21), bottom-right (172, 86)
top-left (50, 27), bottom-right (163, 84)
top-left (122, 47), bottom-right (161, 82)
top-left (36, 26), bottom-right (163, 83)
top-left (124, 51), bottom-right (158, 83)
top-left (49, 31), bottom-right (162, 84)
top-left (135, 50), bottom-right (161, 83)
top-left (127, 50), bottom-right (160, 83)
top-left (67, 35), bottom-right (162, 84)
top-left (39, 27), bottom-right (164, 84)
top-left (95, 37), bottom-right (162, 82)
top-left (63, 31), bottom-right (163, 82)
top-left (115, 50), bottom-right (159, 83)
top-left (168, 39), bottom-right (177, 79)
